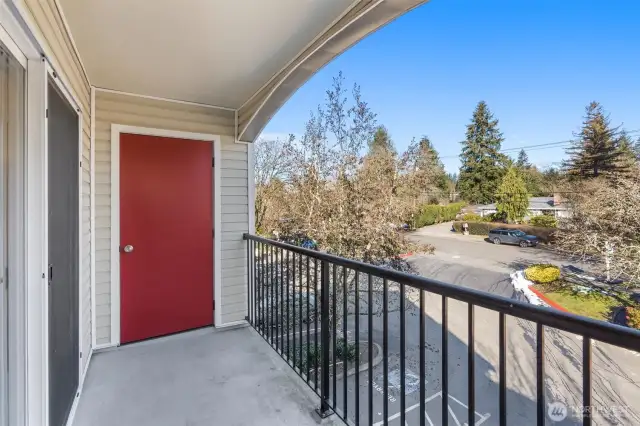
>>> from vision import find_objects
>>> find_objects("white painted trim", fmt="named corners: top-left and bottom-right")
top-left (91, 343), bottom-right (113, 352)
top-left (248, 143), bottom-right (255, 235)
top-left (25, 56), bottom-right (47, 426)
top-left (238, 0), bottom-right (384, 141)
top-left (3, 35), bottom-right (27, 426)
top-left (110, 124), bottom-right (223, 346)
top-left (237, 0), bottom-right (361, 111)
top-left (46, 62), bottom-right (84, 426)
top-left (94, 86), bottom-right (236, 112)
top-left (52, 0), bottom-right (91, 86)
top-left (109, 125), bottom-right (120, 346)
top-left (8, 0), bottom-right (86, 114)
top-left (213, 140), bottom-right (222, 327)
top-left (63, 347), bottom-right (92, 426)
top-left (0, 18), bottom-right (26, 67)
top-left (90, 86), bottom-right (96, 349)
top-left (0, 1), bottom-right (39, 61)
top-left (214, 320), bottom-right (249, 330)
top-left (234, 109), bottom-right (238, 142)
top-left (46, 62), bottom-right (81, 113)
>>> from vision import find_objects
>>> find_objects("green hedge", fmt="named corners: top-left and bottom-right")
top-left (452, 221), bottom-right (556, 243)
top-left (529, 215), bottom-right (558, 228)
top-left (414, 202), bottom-right (466, 228)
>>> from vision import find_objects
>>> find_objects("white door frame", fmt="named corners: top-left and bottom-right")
top-left (2, 2), bottom-right (85, 425)
top-left (45, 63), bottom-right (84, 426)
top-left (0, 4), bottom-right (41, 426)
top-left (109, 125), bottom-right (222, 346)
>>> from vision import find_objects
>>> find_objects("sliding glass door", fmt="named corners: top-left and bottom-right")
top-left (0, 42), bottom-right (25, 426)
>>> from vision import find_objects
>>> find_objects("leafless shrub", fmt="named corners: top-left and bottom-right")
top-left (555, 167), bottom-right (640, 285)
top-left (256, 73), bottom-right (435, 262)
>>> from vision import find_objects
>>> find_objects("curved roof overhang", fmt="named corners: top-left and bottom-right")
top-left (58, 0), bottom-right (429, 141)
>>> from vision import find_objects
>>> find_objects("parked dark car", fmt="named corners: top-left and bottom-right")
top-left (488, 228), bottom-right (539, 247)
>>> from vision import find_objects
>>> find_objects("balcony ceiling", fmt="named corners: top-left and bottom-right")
top-left (59, 0), bottom-right (428, 140)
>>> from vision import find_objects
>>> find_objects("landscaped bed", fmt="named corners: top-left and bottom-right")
top-left (520, 264), bottom-right (640, 329)
top-left (532, 282), bottom-right (627, 322)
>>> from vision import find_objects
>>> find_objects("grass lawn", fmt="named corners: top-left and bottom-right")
top-left (532, 285), bottom-right (623, 322)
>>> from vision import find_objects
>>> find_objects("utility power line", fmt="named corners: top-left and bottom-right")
top-left (438, 128), bottom-right (640, 160)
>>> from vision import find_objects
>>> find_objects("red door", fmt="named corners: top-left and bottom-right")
top-left (120, 133), bottom-right (213, 344)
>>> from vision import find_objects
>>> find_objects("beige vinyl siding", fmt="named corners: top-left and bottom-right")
top-left (94, 91), bottom-right (247, 344)
top-left (22, 0), bottom-right (93, 370)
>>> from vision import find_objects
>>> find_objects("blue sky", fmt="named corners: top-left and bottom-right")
top-left (261, 0), bottom-right (640, 173)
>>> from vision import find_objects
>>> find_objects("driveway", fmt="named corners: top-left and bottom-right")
top-left (329, 222), bottom-right (640, 426)
top-left (408, 221), bottom-right (592, 275)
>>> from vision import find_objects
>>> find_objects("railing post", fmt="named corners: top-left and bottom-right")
top-left (316, 260), bottom-right (333, 418)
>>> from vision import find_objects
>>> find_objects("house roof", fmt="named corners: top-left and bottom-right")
top-left (478, 196), bottom-right (569, 211)
top-left (58, 0), bottom-right (429, 142)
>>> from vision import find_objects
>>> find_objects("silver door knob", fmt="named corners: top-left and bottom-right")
top-left (123, 245), bottom-right (134, 253)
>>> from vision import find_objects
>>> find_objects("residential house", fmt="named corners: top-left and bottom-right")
top-left (478, 194), bottom-right (571, 219)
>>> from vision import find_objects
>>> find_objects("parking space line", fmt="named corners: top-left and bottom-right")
top-left (372, 391), bottom-right (491, 426)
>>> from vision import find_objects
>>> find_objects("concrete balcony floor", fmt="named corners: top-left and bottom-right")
top-left (72, 325), bottom-right (339, 426)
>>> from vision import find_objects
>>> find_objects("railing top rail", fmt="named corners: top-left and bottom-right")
top-left (244, 233), bottom-right (640, 352)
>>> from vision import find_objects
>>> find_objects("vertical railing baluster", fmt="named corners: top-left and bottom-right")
top-left (280, 247), bottom-right (284, 354)
top-left (251, 240), bottom-right (255, 325)
top-left (315, 260), bottom-right (319, 391)
top-left (536, 323), bottom-right (545, 426)
top-left (332, 264), bottom-right (337, 405)
top-left (286, 249), bottom-right (291, 363)
top-left (442, 296), bottom-right (448, 426)
top-left (468, 303), bottom-right (475, 426)
top-left (420, 290), bottom-right (426, 426)
top-left (499, 312), bottom-right (506, 426)
top-left (307, 256), bottom-right (311, 383)
top-left (272, 245), bottom-right (277, 347)
top-left (400, 282), bottom-right (406, 426)
top-left (354, 272), bottom-right (360, 426)
top-left (292, 252), bottom-right (297, 369)
top-left (316, 260), bottom-right (332, 418)
top-left (246, 238), bottom-right (250, 324)
top-left (299, 253), bottom-right (303, 374)
top-left (260, 243), bottom-right (264, 336)
top-left (270, 245), bottom-right (274, 345)
top-left (383, 278), bottom-right (389, 426)
top-left (252, 241), bottom-right (257, 327)
top-left (343, 267), bottom-right (348, 419)
top-left (583, 337), bottom-right (592, 426)
top-left (368, 274), bottom-right (373, 426)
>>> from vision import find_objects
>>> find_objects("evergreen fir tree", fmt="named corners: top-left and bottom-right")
top-left (616, 130), bottom-right (638, 171)
top-left (458, 101), bottom-right (507, 204)
top-left (495, 167), bottom-right (530, 223)
top-left (516, 149), bottom-right (530, 169)
top-left (402, 136), bottom-right (448, 194)
top-left (563, 102), bottom-right (626, 179)
top-left (368, 126), bottom-right (395, 155)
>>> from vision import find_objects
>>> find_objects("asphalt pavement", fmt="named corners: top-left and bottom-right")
top-left (329, 222), bottom-right (640, 426)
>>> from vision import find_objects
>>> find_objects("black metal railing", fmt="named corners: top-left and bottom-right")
top-left (244, 234), bottom-right (640, 426)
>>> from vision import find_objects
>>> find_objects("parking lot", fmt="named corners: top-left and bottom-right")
top-left (323, 222), bottom-right (640, 426)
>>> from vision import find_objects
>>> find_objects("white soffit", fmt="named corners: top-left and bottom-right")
top-left (59, 0), bottom-right (355, 108)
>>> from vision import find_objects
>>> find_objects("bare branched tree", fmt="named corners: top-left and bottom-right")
top-left (556, 167), bottom-right (640, 285)
top-left (254, 136), bottom-right (295, 232)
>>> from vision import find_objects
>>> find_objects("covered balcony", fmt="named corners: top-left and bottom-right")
top-left (1, 1), bottom-right (639, 426)
top-left (70, 235), bottom-right (640, 426)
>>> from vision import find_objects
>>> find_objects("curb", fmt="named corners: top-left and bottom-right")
top-left (528, 286), bottom-right (569, 312)
top-left (398, 252), bottom-right (413, 258)
top-left (333, 342), bottom-right (383, 381)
